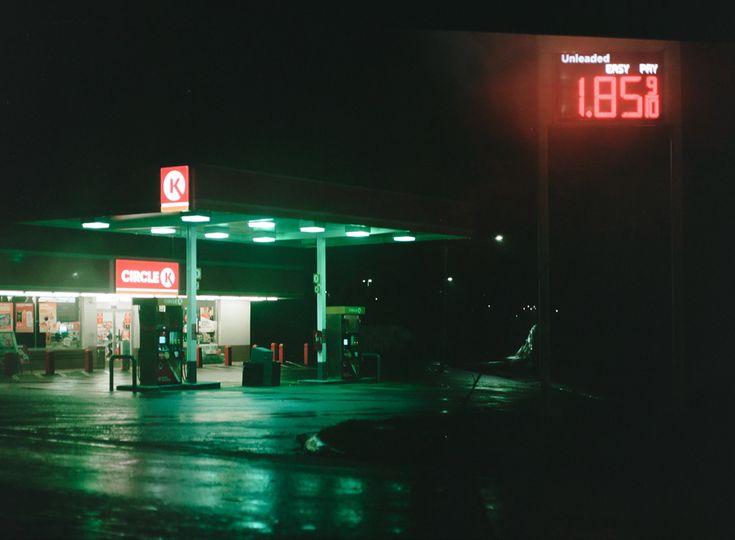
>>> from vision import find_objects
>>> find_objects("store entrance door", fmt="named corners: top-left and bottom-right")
top-left (98, 306), bottom-right (139, 368)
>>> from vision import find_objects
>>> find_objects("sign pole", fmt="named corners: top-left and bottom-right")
top-left (537, 37), bottom-right (552, 408)
top-left (667, 42), bottom-right (686, 406)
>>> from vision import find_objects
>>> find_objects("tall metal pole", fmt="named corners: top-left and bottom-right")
top-left (186, 224), bottom-right (198, 383)
top-left (667, 42), bottom-right (685, 406)
top-left (537, 38), bottom-right (552, 405)
top-left (316, 235), bottom-right (327, 380)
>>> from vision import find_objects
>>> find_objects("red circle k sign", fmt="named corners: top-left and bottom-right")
top-left (115, 259), bottom-right (180, 296)
top-left (160, 165), bottom-right (190, 212)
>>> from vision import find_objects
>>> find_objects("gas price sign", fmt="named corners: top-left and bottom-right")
top-left (555, 51), bottom-right (663, 123)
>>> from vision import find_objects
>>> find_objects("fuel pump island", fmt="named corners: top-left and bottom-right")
top-left (116, 298), bottom-right (220, 391)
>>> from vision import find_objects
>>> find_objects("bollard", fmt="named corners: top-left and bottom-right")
top-left (278, 343), bottom-right (284, 363)
top-left (303, 342), bottom-right (309, 366)
top-left (224, 345), bottom-right (233, 366)
top-left (196, 345), bottom-right (202, 368)
top-left (44, 350), bottom-right (55, 375)
top-left (270, 342), bottom-right (276, 362)
top-left (83, 348), bottom-right (94, 373)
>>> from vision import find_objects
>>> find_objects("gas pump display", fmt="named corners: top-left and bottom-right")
top-left (326, 306), bottom-right (365, 379)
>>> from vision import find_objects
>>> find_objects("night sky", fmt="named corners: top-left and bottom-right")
top-left (3, 4), bottom-right (735, 394)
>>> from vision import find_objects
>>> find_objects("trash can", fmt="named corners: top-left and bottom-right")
top-left (242, 346), bottom-right (281, 387)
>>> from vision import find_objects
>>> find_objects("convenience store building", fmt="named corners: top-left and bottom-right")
top-left (1, 165), bottom-right (476, 376)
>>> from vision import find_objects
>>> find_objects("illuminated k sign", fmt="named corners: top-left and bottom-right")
top-left (160, 267), bottom-right (176, 289)
top-left (163, 171), bottom-right (186, 201)
top-left (160, 165), bottom-right (190, 212)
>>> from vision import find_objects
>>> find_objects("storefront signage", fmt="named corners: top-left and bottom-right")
top-left (160, 165), bottom-right (190, 213)
top-left (0, 303), bottom-right (13, 331)
top-left (15, 303), bottom-right (34, 333)
top-left (115, 259), bottom-right (179, 296)
top-left (39, 303), bottom-right (57, 333)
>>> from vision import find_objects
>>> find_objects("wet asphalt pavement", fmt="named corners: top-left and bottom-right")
top-left (0, 363), bottom-right (733, 539)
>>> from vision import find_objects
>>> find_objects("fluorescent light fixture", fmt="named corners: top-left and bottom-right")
top-left (253, 236), bottom-right (276, 243)
top-left (204, 232), bottom-right (229, 239)
top-left (393, 235), bottom-right (416, 242)
top-left (266, 297), bottom-right (278, 301)
top-left (345, 225), bottom-right (370, 238)
top-left (0, 290), bottom-right (24, 296)
top-left (300, 225), bottom-right (325, 233)
top-left (24, 291), bottom-right (53, 296)
top-left (151, 227), bottom-right (176, 234)
top-left (181, 214), bottom-right (210, 223)
top-left (248, 219), bottom-right (275, 230)
top-left (82, 221), bottom-right (110, 229)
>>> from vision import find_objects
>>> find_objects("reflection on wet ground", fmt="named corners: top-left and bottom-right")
top-left (0, 364), bottom-right (733, 538)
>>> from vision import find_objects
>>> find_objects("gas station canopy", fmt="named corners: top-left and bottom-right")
top-left (25, 164), bottom-right (478, 246)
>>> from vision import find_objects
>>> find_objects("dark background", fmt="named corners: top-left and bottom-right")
top-left (2, 4), bottom-right (735, 396)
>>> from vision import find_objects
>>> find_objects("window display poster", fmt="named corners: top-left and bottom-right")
top-left (39, 303), bottom-right (57, 333)
top-left (0, 303), bottom-right (13, 332)
top-left (15, 303), bottom-right (34, 333)
top-left (199, 306), bottom-right (216, 333)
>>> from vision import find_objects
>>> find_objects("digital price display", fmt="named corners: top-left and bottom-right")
top-left (555, 52), bottom-right (663, 123)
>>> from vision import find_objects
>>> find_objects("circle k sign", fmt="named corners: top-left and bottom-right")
top-left (160, 165), bottom-right (190, 212)
top-left (116, 259), bottom-right (180, 296)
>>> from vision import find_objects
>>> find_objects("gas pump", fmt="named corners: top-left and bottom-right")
top-left (326, 306), bottom-right (365, 379)
top-left (136, 299), bottom-right (184, 386)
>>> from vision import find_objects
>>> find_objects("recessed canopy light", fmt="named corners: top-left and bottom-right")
top-left (495, 234), bottom-right (504, 242)
top-left (393, 235), bottom-right (416, 242)
top-left (300, 226), bottom-right (326, 233)
top-left (253, 236), bottom-right (276, 243)
top-left (204, 232), bottom-right (229, 239)
top-left (181, 214), bottom-right (210, 223)
top-left (345, 225), bottom-right (370, 238)
top-left (82, 221), bottom-right (110, 229)
top-left (151, 227), bottom-right (176, 235)
top-left (248, 219), bottom-right (275, 230)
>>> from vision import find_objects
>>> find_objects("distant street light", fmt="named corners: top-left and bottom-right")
top-left (495, 234), bottom-right (504, 242)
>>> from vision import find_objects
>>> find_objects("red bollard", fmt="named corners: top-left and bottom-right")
top-left (303, 342), bottom-right (309, 366)
top-left (224, 345), bottom-right (232, 366)
top-left (44, 350), bottom-right (55, 375)
top-left (278, 343), bottom-right (284, 364)
top-left (270, 342), bottom-right (276, 362)
top-left (83, 348), bottom-right (94, 373)
top-left (196, 346), bottom-right (202, 368)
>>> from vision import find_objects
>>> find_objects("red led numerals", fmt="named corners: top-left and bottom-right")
top-left (578, 75), bottom-right (660, 120)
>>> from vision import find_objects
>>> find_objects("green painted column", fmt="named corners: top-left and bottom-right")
top-left (316, 235), bottom-right (327, 379)
top-left (186, 224), bottom-right (198, 383)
